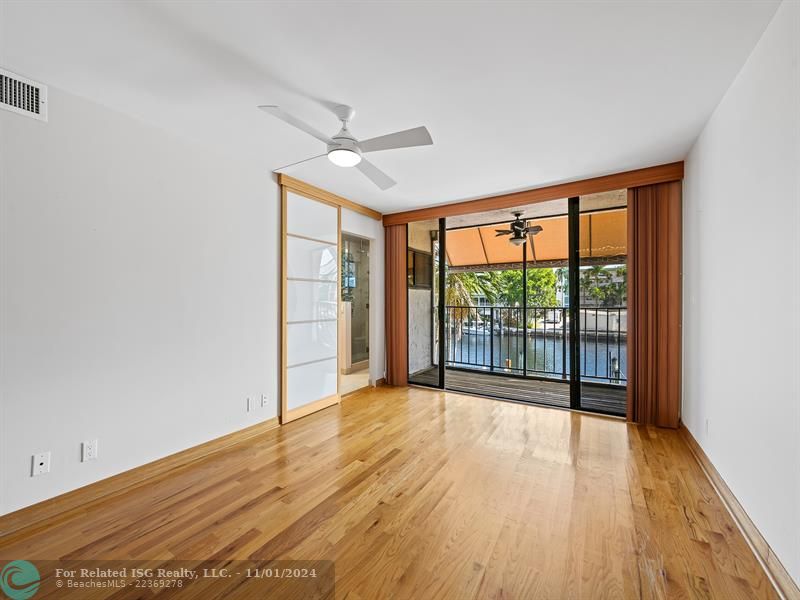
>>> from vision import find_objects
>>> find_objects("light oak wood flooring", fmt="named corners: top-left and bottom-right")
top-left (0, 385), bottom-right (777, 599)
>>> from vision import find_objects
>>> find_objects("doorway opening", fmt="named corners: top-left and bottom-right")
top-left (340, 233), bottom-right (371, 395)
top-left (407, 192), bottom-right (627, 416)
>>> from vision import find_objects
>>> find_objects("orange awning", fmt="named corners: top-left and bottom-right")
top-left (446, 209), bottom-right (627, 269)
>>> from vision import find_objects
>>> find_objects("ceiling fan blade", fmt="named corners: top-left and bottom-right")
top-left (495, 229), bottom-right (513, 236)
top-left (355, 158), bottom-right (396, 190)
top-left (359, 126), bottom-right (433, 153)
top-left (273, 154), bottom-right (326, 172)
top-left (258, 105), bottom-right (333, 144)
top-left (527, 225), bottom-right (543, 235)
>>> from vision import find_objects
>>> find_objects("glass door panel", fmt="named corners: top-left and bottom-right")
top-left (577, 191), bottom-right (628, 415)
top-left (408, 218), bottom-right (442, 387)
top-left (340, 234), bottom-right (370, 395)
top-left (282, 190), bottom-right (339, 423)
top-left (342, 234), bottom-right (369, 365)
top-left (441, 203), bottom-right (570, 405)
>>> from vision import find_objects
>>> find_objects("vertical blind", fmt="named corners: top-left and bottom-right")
top-left (627, 181), bottom-right (682, 428)
top-left (384, 224), bottom-right (409, 386)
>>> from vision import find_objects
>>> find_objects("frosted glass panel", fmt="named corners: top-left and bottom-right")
top-left (286, 192), bottom-right (338, 243)
top-left (286, 237), bottom-right (338, 281)
top-left (287, 320), bottom-right (337, 366)
top-left (284, 191), bottom-right (339, 415)
top-left (287, 358), bottom-right (337, 410)
top-left (287, 280), bottom-right (338, 322)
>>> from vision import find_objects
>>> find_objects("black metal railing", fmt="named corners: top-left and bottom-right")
top-left (445, 305), bottom-right (627, 384)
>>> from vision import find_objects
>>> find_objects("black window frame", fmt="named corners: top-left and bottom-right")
top-left (407, 248), bottom-right (433, 289)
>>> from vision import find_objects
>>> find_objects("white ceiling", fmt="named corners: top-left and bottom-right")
top-left (0, 1), bottom-right (779, 214)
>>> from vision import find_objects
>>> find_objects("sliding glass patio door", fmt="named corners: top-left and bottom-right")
top-left (407, 218), bottom-right (445, 388)
top-left (439, 205), bottom-right (571, 405)
top-left (409, 197), bottom-right (628, 417)
top-left (573, 193), bottom-right (628, 415)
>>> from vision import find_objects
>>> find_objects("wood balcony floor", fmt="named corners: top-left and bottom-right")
top-left (411, 366), bottom-right (627, 415)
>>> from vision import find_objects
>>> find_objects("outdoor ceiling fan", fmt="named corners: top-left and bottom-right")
top-left (258, 104), bottom-right (433, 190)
top-left (495, 212), bottom-right (543, 246)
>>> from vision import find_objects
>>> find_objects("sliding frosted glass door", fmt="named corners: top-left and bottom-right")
top-left (282, 190), bottom-right (340, 423)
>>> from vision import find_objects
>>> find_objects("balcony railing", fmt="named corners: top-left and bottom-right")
top-left (444, 305), bottom-right (627, 384)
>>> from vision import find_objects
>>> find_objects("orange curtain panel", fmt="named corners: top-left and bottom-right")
top-left (384, 224), bottom-right (408, 385)
top-left (627, 181), bottom-right (682, 427)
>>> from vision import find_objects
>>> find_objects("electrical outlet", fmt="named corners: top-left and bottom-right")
top-left (705, 418), bottom-right (710, 436)
top-left (32, 452), bottom-right (51, 476)
top-left (82, 439), bottom-right (99, 462)
top-left (261, 394), bottom-right (269, 408)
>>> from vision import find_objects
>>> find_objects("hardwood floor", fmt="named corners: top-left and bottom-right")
top-left (0, 386), bottom-right (777, 599)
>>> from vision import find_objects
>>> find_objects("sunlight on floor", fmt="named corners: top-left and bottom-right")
top-left (341, 366), bottom-right (370, 395)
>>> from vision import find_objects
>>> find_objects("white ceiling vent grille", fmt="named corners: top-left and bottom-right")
top-left (1, 68), bottom-right (47, 121)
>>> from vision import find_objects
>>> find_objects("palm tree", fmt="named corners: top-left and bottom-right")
top-left (581, 265), bottom-right (610, 305)
top-left (445, 271), bottom-right (499, 335)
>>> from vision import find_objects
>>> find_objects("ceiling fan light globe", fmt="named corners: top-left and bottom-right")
top-left (328, 148), bottom-right (362, 167)
top-left (509, 236), bottom-right (526, 246)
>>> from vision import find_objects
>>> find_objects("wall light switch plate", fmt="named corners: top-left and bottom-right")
top-left (247, 397), bottom-right (254, 412)
top-left (32, 451), bottom-right (51, 476)
top-left (82, 439), bottom-right (98, 462)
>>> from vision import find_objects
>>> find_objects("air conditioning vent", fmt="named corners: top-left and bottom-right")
top-left (0, 68), bottom-right (47, 121)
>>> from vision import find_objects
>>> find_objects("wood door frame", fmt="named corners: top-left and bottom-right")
top-left (382, 161), bottom-right (683, 226)
top-left (278, 173), bottom-right (381, 221)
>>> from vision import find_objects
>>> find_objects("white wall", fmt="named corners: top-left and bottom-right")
top-left (408, 289), bottom-right (433, 375)
top-left (0, 86), bottom-right (281, 514)
top-left (341, 209), bottom-right (386, 384)
top-left (407, 220), bottom-right (437, 376)
top-left (683, 0), bottom-right (800, 584)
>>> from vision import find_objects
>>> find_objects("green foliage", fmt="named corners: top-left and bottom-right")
top-left (445, 269), bottom-right (558, 326)
top-left (445, 272), bottom-right (499, 305)
top-left (445, 271), bottom-right (500, 323)
top-left (493, 269), bottom-right (557, 308)
top-left (580, 265), bottom-right (627, 306)
top-left (444, 263), bottom-right (626, 337)
top-left (446, 268), bottom-right (557, 312)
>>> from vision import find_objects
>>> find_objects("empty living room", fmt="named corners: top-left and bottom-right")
top-left (1, 1), bottom-right (799, 598)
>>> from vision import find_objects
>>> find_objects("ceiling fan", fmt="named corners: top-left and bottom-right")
top-left (495, 212), bottom-right (543, 246)
top-left (258, 104), bottom-right (433, 191)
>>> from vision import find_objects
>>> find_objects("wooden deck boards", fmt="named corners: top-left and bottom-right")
top-left (411, 367), bottom-right (627, 415)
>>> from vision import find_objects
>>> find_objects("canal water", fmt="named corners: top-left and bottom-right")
top-left (445, 331), bottom-right (627, 383)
